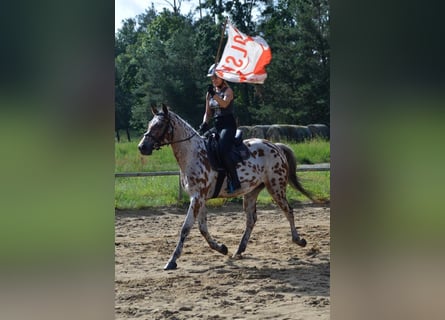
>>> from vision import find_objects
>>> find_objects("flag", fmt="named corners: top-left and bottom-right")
top-left (215, 24), bottom-right (272, 84)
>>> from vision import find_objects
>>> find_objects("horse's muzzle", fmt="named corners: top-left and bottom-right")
top-left (138, 142), bottom-right (153, 155)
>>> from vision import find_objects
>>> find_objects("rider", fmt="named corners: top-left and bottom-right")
top-left (198, 64), bottom-right (241, 193)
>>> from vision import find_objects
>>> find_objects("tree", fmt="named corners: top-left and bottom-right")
top-left (253, 0), bottom-right (330, 125)
top-left (130, 11), bottom-right (209, 129)
top-left (115, 18), bottom-right (139, 141)
top-left (114, 1), bottom-right (330, 136)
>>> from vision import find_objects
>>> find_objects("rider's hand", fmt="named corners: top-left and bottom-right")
top-left (207, 85), bottom-right (215, 97)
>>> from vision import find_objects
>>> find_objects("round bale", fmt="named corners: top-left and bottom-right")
top-left (266, 125), bottom-right (294, 142)
top-left (237, 125), bottom-right (253, 139)
top-left (289, 125), bottom-right (312, 142)
top-left (307, 124), bottom-right (330, 140)
top-left (250, 125), bottom-right (271, 139)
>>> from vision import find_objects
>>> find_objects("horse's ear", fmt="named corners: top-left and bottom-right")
top-left (162, 103), bottom-right (169, 116)
top-left (151, 104), bottom-right (158, 115)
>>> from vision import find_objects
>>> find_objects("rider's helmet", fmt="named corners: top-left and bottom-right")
top-left (207, 63), bottom-right (217, 77)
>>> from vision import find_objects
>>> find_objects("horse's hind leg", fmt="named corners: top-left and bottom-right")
top-left (234, 184), bottom-right (265, 258)
top-left (197, 206), bottom-right (228, 255)
top-left (266, 184), bottom-right (307, 247)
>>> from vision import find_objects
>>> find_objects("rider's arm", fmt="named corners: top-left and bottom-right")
top-left (203, 92), bottom-right (213, 123)
top-left (212, 87), bottom-right (233, 109)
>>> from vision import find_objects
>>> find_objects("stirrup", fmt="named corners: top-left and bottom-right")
top-left (226, 181), bottom-right (241, 194)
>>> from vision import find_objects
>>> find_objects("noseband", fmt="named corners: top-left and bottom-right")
top-left (144, 114), bottom-right (197, 150)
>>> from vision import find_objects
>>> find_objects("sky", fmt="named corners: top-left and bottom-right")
top-left (115, 0), bottom-right (197, 33)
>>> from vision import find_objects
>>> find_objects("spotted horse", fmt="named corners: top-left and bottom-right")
top-left (138, 104), bottom-right (319, 270)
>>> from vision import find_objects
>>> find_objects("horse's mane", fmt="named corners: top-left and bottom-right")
top-left (164, 108), bottom-right (199, 134)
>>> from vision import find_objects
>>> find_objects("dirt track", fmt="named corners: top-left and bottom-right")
top-left (115, 203), bottom-right (330, 319)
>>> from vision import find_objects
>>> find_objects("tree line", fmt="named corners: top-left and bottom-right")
top-left (115, 0), bottom-right (329, 141)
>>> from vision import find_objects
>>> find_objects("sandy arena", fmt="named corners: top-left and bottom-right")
top-left (115, 202), bottom-right (330, 319)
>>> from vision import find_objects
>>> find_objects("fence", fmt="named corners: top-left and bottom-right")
top-left (115, 163), bottom-right (330, 201)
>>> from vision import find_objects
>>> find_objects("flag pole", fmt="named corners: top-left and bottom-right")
top-left (214, 17), bottom-right (228, 65)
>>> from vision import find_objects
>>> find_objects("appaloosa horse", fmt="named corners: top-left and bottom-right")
top-left (138, 104), bottom-right (317, 270)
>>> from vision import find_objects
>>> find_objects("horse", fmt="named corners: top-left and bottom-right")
top-left (138, 104), bottom-right (318, 270)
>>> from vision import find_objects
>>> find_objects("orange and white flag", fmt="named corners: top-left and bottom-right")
top-left (215, 24), bottom-right (272, 84)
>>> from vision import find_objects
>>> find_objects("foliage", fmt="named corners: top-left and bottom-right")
top-left (253, 0), bottom-right (330, 125)
top-left (115, 0), bottom-right (330, 134)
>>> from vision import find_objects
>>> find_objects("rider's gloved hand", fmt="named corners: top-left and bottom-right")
top-left (207, 85), bottom-right (215, 97)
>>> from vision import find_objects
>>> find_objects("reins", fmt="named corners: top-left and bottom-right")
top-left (158, 127), bottom-right (197, 148)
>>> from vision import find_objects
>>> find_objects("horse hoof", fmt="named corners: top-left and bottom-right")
top-left (164, 261), bottom-right (177, 270)
top-left (298, 238), bottom-right (307, 247)
top-left (232, 253), bottom-right (243, 260)
top-left (220, 244), bottom-right (228, 255)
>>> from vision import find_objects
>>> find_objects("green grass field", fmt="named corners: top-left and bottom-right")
top-left (115, 138), bottom-right (330, 209)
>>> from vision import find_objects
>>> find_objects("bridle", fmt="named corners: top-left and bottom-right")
top-left (143, 113), bottom-right (197, 150)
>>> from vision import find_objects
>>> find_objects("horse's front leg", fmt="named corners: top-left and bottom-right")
top-left (164, 197), bottom-right (202, 270)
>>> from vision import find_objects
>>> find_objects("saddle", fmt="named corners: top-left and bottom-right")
top-left (204, 129), bottom-right (251, 197)
top-left (204, 129), bottom-right (250, 171)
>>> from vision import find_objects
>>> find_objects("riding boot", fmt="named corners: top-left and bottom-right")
top-left (225, 159), bottom-right (241, 193)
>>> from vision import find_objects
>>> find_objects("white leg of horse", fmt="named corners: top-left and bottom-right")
top-left (234, 185), bottom-right (264, 258)
top-left (164, 197), bottom-right (201, 270)
top-left (266, 184), bottom-right (307, 247)
top-left (197, 206), bottom-right (228, 255)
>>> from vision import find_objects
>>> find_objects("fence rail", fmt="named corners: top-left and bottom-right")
top-left (114, 163), bottom-right (330, 178)
top-left (115, 171), bottom-right (181, 178)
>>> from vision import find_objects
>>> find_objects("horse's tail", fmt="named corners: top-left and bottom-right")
top-left (276, 143), bottom-right (322, 203)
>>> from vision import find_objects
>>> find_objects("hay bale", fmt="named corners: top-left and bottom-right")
top-left (237, 126), bottom-right (253, 139)
top-left (265, 125), bottom-right (293, 142)
top-left (265, 125), bottom-right (283, 142)
top-left (307, 124), bottom-right (330, 139)
top-left (247, 124), bottom-right (324, 142)
top-left (288, 125), bottom-right (312, 142)
top-left (250, 125), bottom-right (271, 139)
top-left (265, 125), bottom-right (312, 142)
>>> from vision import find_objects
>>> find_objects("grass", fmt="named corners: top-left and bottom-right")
top-left (115, 138), bottom-right (330, 209)
top-left (290, 138), bottom-right (331, 164)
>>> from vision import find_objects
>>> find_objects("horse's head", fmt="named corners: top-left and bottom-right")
top-left (138, 104), bottom-right (172, 155)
